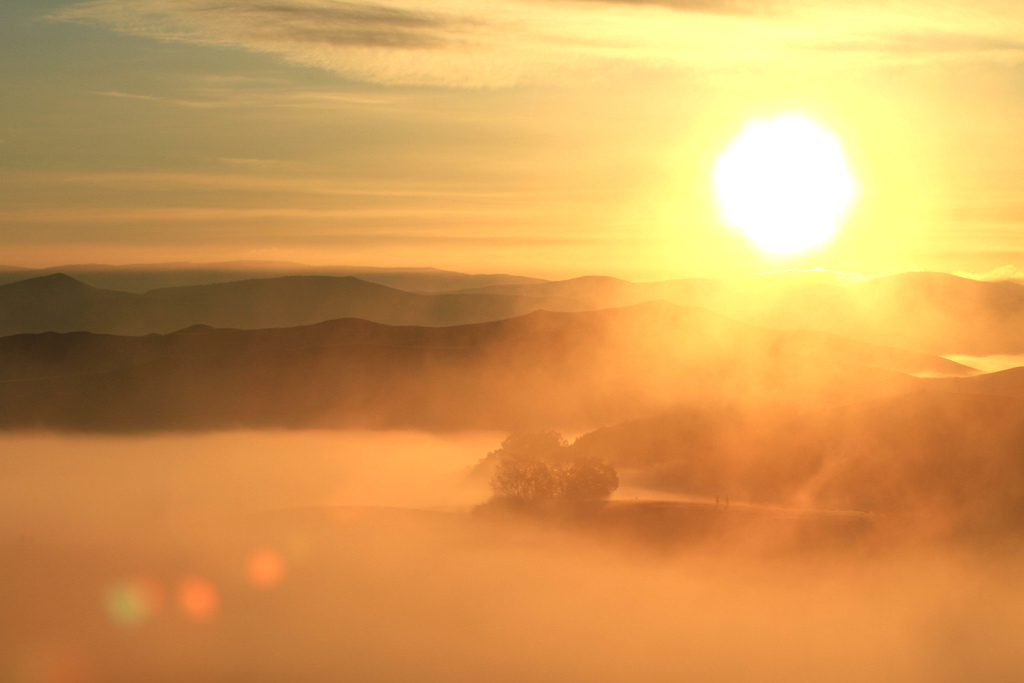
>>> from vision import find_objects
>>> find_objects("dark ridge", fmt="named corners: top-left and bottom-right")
top-left (173, 324), bottom-right (218, 334)
top-left (0, 301), bottom-right (967, 433)
top-left (1, 272), bottom-right (93, 291)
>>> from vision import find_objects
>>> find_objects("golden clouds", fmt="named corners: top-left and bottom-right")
top-left (55, 0), bottom-right (1024, 86)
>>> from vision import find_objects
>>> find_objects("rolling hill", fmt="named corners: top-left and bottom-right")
top-left (569, 389), bottom-right (1024, 532)
top-left (0, 273), bottom-right (584, 336)
top-left (457, 271), bottom-right (1024, 356)
top-left (0, 302), bottom-right (970, 432)
top-left (8, 268), bottom-right (1024, 357)
top-left (0, 262), bottom-right (546, 293)
top-left (927, 365), bottom-right (1024, 398)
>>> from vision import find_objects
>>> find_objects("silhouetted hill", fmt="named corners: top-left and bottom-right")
top-left (459, 271), bottom-right (1024, 355)
top-left (8, 266), bottom-right (1024, 354)
top-left (0, 274), bottom-right (584, 336)
top-left (738, 272), bottom-right (1024, 355)
top-left (926, 365), bottom-right (1024, 398)
top-left (0, 274), bottom-right (143, 335)
top-left (141, 276), bottom-right (585, 331)
top-left (569, 390), bottom-right (1024, 533)
top-left (0, 303), bottom-right (968, 432)
top-left (0, 262), bottom-right (546, 293)
top-left (456, 275), bottom-right (727, 309)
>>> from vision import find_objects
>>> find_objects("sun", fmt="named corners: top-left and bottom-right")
top-left (713, 113), bottom-right (858, 255)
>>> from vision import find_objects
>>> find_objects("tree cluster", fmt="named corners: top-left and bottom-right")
top-left (488, 431), bottom-right (618, 503)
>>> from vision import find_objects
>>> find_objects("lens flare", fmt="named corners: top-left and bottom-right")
top-left (104, 577), bottom-right (165, 627)
top-left (713, 113), bottom-right (858, 255)
top-left (247, 548), bottom-right (286, 589)
top-left (177, 576), bottom-right (220, 622)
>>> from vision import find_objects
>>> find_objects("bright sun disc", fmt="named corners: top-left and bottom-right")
top-left (713, 113), bottom-right (857, 255)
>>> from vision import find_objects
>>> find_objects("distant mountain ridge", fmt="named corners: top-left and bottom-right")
top-left (0, 273), bottom-right (585, 336)
top-left (0, 261), bottom-right (546, 293)
top-left (0, 302), bottom-right (971, 432)
top-left (455, 271), bottom-right (1024, 356)
top-left (6, 265), bottom-right (1024, 356)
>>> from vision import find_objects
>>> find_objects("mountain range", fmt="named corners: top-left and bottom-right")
top-left (4, 261), bottom-right (1023, 531)
top-left (0, 273), bottom-right (585, 336)
top-left (0, 302), bottom-right (973, 432)
top-left (0, 261), bottom-right (544, 293)
top-left (454, 271), bottom-right (1024, 356)
top-left (5, 267), bottom-right (1024, 356)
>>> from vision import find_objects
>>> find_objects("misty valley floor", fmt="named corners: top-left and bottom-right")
top-left (3, 432), bottom-right (1024, 683)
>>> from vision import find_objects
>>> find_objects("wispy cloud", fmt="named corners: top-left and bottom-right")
top-left (0, 170), bottom-right (526, 199)
top-left (51, 0), bottom-right (1024, 85)
top-left (95, 88), bottom-right (399, 109)
top-left (555, 0), bottom-right (781, 17)
top-left (62, 0), bottom-right (467, 49)
top-left (954, 265), bottom-right (1024, 281)
top-left (812, 31), bottom-right (1024, 59)
top-left (0, 206), bottom-right (517, 223)
top-left (57, 0), bottom-right (498, 84)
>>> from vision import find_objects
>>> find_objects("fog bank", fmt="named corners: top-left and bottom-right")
top-left (3, 432), bottom-right (1024, 683)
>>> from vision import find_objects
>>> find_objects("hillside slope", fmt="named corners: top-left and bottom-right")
top-left (0, 302), bottom-right (967, 431)
top-left (0, 274), bottom-right (584, 336)
top-left (0, 262), bottom-right (546, 293)
top-left (458, 271), bottom-right (1024, 355)
top-left (570, 390), bottom-right (1024, 532)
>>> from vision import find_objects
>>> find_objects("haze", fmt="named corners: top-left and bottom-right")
top-left (4, 1), bottom-right (1024, 277)
top-left (5, 1), bottom-right (1024, 682)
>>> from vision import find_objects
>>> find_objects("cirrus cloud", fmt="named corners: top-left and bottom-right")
top-left (53, 0), bottom-right (1024, 86)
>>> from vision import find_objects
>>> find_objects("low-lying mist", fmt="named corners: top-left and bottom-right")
top-left (3, 431), bottom-right (1024, 683)
top-left (0, 431), bottom-right (497, 546)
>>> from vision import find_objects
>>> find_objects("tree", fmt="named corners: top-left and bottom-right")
top-left (558, 456), bottom-right (619, 501)
top-left (488, 431), bottom-right (618, 503)
top-left (492, 453), bottom-right (557, 501)
top-left (486, 431), bottom-right (568, 465)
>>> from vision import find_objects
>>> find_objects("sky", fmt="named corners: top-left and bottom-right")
top-left (2, 0), bottom-right (1024, 279)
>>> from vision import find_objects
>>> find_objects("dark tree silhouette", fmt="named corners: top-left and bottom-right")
top-left (488, 431), bottom-right (618, 503)
top-left (557, 455), bottom-right (619, 501)
top-left (492, 454), bottom-right (557, 501)
top-left (486, 431), bottom-right (568, 464)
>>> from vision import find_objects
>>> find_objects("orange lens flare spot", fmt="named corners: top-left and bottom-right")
top-left (247, 548), bottom-right (286, 589)
top-left (104, 576), bottom-right (165, 628)
top-left (177, 576), bottom-right (220, 622)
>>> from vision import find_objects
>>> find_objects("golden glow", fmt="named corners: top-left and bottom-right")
top-left (247, 548), bottom-right (287, 589)
top-left (177, 576), bottom-right (220, 622)
top-left (714, 114), bottom-right (858, 255)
